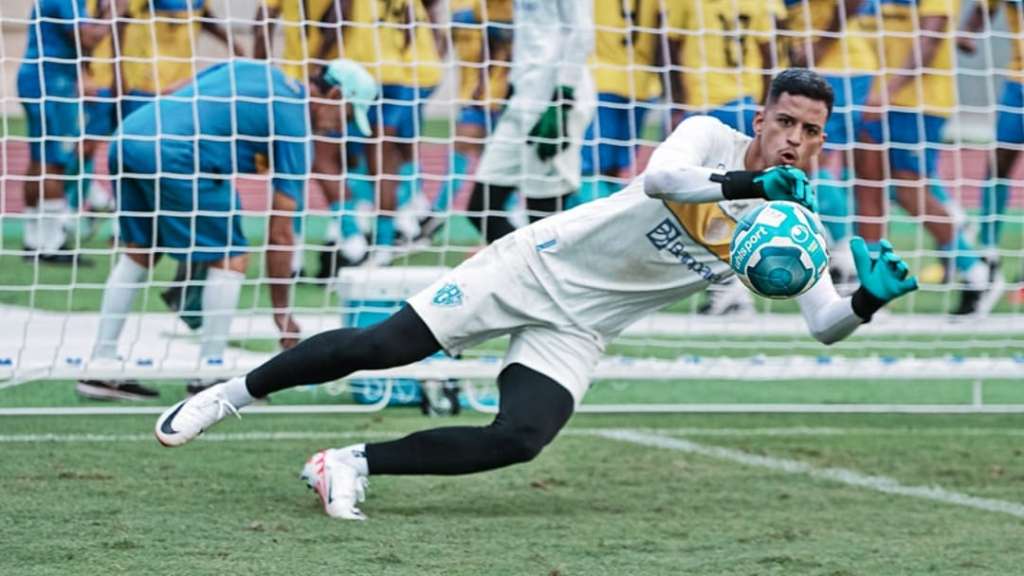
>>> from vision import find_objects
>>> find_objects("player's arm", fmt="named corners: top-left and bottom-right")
top-left (526, 0), bottom-right (595, 160)
top-left (872, 13), bottom-right (948, 105)
top-left (201, 6), bottom-right (246, 57)
top-left (267, 191), bottom-right (300, 349)
top-left (797, 237), bottom-right (918, 344)
top-left (957, 1), bottom-right (997, 54)
top-left (315, 0), bottom-right (352, 63)
top-left (643, 117), bottom-right (818, 210)
top-left (70, 0), bottom-right (114, 51)
top-left (790, 0), bottom-right (865, 68)
top-left (252, 1), bottom-right (280, 59)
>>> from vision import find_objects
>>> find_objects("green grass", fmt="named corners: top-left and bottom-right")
top-left (2, 410), bottom-right (1024, 575)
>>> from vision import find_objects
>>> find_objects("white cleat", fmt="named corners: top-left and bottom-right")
top-left (154, 384), bottom-right (240, 447)
top-left (300, 450), bottom-right (368, 520)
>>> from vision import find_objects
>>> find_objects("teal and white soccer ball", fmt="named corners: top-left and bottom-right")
top-left (729, 201), bottom-right (829, 299)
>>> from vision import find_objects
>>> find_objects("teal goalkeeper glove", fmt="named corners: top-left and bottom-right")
top-left (528, 85), bottom-right (575, 161)
top-left (753, 165), bottom-right (817, 213)
top-left (849, 236), bottom-right (919, 320)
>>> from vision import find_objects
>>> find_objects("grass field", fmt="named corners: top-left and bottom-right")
top-left (3, 410), bottom-right (1024, 575)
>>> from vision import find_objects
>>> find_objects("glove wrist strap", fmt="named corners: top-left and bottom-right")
top-left (711, 170), bottom-right (761, 200)
top-left (851, 286), bottom-right (887, 322)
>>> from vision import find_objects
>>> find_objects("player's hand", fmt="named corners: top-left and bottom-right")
top-left (528, 85), bottom-right (575, 161)
top-left (754, 165), bottom-right (817, 212)
top-left (274, 312), bottom-right (301, 350)
top-left (956, 35), bottom-right (977, 55)
top-left (851, 236), bottom-right (918, 302)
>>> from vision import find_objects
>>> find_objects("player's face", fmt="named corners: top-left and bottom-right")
top-left (309, 85), bottom-right (346, 133)
top-left (753, 93), bottom-right (829, 170)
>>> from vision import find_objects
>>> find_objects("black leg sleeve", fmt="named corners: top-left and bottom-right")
top-left (467, 182), bottom-right (518, 243)
top-left (365, 363), bottom-right (575, 475)
top-left (245, 306), bottom-right (442, 398)
top-left (525, 193), bottom-right (570, 223)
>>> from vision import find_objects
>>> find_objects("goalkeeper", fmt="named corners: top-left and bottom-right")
top-left (78, 59), bottom-right (377, 401)
top-left (155, 70), bottom-right (918, 520)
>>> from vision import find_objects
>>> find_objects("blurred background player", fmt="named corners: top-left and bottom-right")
top-left (666, 0), bottom-right (775, 135)
top-left (857, 0), bottom-right (1000, 315)
top-left (468, 0), bottom-right (596, 244)
top-left (665, 0), bottom-right (777, 314)
top-left (18, 0), bottom-right (112, 265)
top-left (415, 0), bottom-right (514, 243)
top-left (339, 0), bottom-right (444, 263)
top-left (784, 0), bottom-right (878, 288)
top-left (960, 0), bottom-right (1019, 301)
top-left (77, 0), bottom-right (241, 235)
top-left (75, 59), bottom-right (377, 401)
top-left (252, 0), bottom-right (370, 276)
top-left (572, 0), bottom-right (664, 207)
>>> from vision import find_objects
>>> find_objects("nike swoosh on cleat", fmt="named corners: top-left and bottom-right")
top-left (159, 402), bottom-right (187, 435)
top-left (327, 477), bottom-right (334, 504)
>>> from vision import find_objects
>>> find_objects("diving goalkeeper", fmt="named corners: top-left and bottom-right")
top-left (155, 69), bottom-right (918, 520)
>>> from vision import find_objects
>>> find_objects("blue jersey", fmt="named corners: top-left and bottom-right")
top-left (118, 60), bottom-right (311, 200)
top-left (19, 0), bottom-right (89, 91)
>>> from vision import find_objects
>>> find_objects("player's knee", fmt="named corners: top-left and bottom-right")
top-left (490, 422), bottom-right (549, 465)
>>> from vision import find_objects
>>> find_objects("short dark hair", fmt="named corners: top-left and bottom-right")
top-left (766, 68), bottom-right (834, 117)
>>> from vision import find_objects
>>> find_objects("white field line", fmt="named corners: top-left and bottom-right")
top-left (596, 429), bottom-right (1024, 520)
top-left (5, 426), bottom-right (1024, 444)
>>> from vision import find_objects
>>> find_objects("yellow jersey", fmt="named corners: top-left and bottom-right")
top-left (264, 0), bottom-right (339, 82)
top-left (872, 0), bottom-right (959, 115)
top-left (86, 0), bottom-right (115, 88)
top-left (783, 0), bottom-right (878, 72)
top-left (117, 0), bottom-right (208, 94)
top-left (668, 0), bottom-right (775, 108)
top-left (452, 0), bottom-right (512, 107)
top-left (345, 0), bottom-right (442, 87)
top-left (590, 0), bottom-right (662, 101)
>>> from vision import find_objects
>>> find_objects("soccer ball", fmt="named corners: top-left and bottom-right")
top-left (729, 201), bottom-right (829, 299)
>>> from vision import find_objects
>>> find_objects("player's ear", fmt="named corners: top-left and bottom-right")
top-left (752, 110), bottom-right (765, 135)
top-left (328, 86), bottom-right (342, 100)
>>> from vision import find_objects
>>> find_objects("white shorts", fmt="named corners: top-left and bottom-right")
top-left (407, 236), bottom-right (603, 405)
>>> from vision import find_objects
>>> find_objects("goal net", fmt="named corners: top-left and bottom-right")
top-left (0, 0), bottom-right (1021, 412)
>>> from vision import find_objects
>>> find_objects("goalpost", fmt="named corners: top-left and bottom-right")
top-left (0, 0), bottom-right (1022, 414)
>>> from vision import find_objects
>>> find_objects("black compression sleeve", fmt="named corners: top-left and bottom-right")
top-left (710, 170), bottom-right (762, 200)
top-left (245, 306), bottom-right (441, 397)
top-left (851, 286), bottom-right (887, 322)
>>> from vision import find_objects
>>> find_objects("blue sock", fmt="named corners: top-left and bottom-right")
top-left (815, 167), bottom-right (852, 243)
top-left (64, 155), bottom-right (82, 210)
top-left (567, 177), bottom-right (597, 210)
top-left (979, 182), bottom-right (1010, 248)
top-left (375, 215), bottom-right (395, 247)
top-left (435, 151), bottom-right (468, 212)
top-left (396, 161), bottom-right (418, 208)
top-left (347, 161), bottom-right (374, 205)
top-left (928, 181), bottom-right (951, 205)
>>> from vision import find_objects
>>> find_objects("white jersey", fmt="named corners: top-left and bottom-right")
top-left (474, 0), bottom-right (595, 199)
top-left (511, 116), bottom-right (757, 339)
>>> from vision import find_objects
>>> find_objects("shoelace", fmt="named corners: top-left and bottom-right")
top-left (214, 397), bottom-right (242, 421)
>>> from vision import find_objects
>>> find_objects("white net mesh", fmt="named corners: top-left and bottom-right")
top-left (0, 0), bottom-right (1021, 410)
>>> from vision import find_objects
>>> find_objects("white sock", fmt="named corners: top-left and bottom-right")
top-left (39, 198), bottom-right (68, 253)
top-left (339, 234), bottom-right (368, 262)
top-left (964, 261), bottom-right (989, 290)
top-left (23, 205), bottom-right (40, 250)
top-left (199, 267), bottom-right (244, 362)
top-left (220, 375), bottom-right (255, 408)
top-left (93, 255), bottom-right (147, 359)
top-left (332, 444), bottom-right (369, 476)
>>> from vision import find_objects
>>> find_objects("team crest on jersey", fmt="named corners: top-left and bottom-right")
top-left (646, 219), bottom-right (682, 249)
top-left (432, 282), bottom-right (464, 307)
